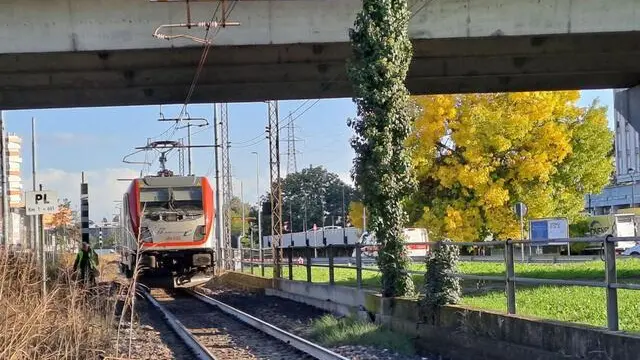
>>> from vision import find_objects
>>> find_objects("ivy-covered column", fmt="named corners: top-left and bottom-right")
top-left (347, 0), bottom-right (416, 297)
top-left (422, 241), bottom-right (462, 312)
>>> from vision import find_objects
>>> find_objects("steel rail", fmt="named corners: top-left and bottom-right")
top-left (187, 290), bottom-right (350, 360)
top-left (141, 290), bottom-right (218, 360)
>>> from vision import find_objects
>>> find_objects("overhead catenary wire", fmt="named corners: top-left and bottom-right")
top-left (131, 1), bottom-right (241, 173)
top-left (230, 99), bottom-right (321, 149)
top-left (149, 1), bottom-right (229, 143)
top-left (160, 0), bottom-right (240, 142)
top-left (140, 0), bottom-right (422, 173)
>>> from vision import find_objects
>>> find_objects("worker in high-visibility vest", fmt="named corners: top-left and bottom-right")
top-left (73, 241), bottom-right (99, 286)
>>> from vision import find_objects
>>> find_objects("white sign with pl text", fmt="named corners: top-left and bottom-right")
top-left (25, 191), bottom-right (58, 215)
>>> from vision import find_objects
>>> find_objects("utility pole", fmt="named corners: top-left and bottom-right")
top-left (157, 115), bottom-right (208, 175)
top-left (213, 105), bottom-right (223, 271)
top-left (251, 151), bottom-right (262, 267)
top-left (38, 183), bottom-right (45, 295)
top-left (342, 185), bottom-right (346, 244)
top-left (178, 138), bottom-right (185, 176)
top-left (267, 100), bottom-right (283, 278)
top-left (285, 112), bottom-right (300, 176)
top-left (30, 118), bottom-right (39, 256)
top-left (0, 112), bottom-right (9, 247)
top-left (241, 180), bottom-right (245, 242)
top-left (363, 206), bottom-right (367, 232)
top-left (289, 201), bottom-right (293, 234)
top-left (220, 103), bottom-right (233, 269)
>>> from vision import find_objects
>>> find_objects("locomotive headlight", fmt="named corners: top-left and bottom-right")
top-left (192, 253), bottom-right (212, 267)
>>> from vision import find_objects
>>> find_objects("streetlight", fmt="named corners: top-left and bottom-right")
top-left (251, 151), bottom-right (261, 263)
top-left (629, 168), bottom-right (635, 209)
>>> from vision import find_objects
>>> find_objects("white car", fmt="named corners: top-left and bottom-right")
top-left (622, 245), bottom-right (640, 256)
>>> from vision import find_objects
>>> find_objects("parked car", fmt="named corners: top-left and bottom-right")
top-left (622, 244), bottom-right (640, 256)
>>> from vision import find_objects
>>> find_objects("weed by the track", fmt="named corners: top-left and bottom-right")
top-left (309, 314), bottom-right (415, 355)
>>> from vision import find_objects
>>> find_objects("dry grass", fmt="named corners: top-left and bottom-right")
top-left (0, 251), bottom-right (119, 360)
top-left (98, 254), bottom-right (123, 282)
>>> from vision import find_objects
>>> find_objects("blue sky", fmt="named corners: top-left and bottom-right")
top-left (3, 90), bottom-right (613, 221)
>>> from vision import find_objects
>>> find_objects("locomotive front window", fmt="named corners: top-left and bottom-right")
top-left (172, 187), bottom-right (203, 210)
top-left (140, 188), bottom-right (170, 204)
top-left (140, 187), bottom-right (204, 218)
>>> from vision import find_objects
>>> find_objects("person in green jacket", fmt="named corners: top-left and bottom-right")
top-left (73, 241), bottom-right (99, 286)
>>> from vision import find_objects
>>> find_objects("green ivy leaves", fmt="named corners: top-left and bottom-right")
top-left (347, 0), bottom-right (416, 297)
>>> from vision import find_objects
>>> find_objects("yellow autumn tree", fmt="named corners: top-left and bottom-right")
top-left (407, 92), bottom-right (613, 242)
top-left (50, 200), bottom-right (74, 228)
top-left (348, 201), bottom-right (365, 230)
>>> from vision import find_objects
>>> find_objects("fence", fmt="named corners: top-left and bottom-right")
top-left (238, 235), bottom-right (640, 331)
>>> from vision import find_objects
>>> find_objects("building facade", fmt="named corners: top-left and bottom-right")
top-left (0, 133), bottom-right (25, 245)
top-left (6, 133), bottom-right (23, 208)
top-left (588, 89), bottom-right (640, 214)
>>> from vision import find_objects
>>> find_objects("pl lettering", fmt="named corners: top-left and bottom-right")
top-left (35, 193), bottom-right (50, 204)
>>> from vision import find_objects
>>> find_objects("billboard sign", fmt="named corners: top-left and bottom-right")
top-left (529, 218), bottom-right (569, 245)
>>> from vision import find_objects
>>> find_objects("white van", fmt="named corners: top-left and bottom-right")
top-left (352, 227), bottom-right (429, 259)
top-left (612, 214), bottom-right (638, 251)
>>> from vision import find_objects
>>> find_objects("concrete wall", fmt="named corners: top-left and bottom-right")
top-left (225, 272), bottom-right (640, 360)
top-left (266, 278), bottom-right (374, 317)
top-left (2, 0), bottom-right (639, 54)
top-left (370, 295), bottom-right (640, 360)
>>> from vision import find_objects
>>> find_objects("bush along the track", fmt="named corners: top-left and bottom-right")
top-left (309, 314), bottom-right (415, 355)
top-left (347, 0), bottom-right (418, 297)
top-left (421, 241), bottom-right (462, 318)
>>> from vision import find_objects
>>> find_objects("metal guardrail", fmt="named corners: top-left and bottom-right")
top-left (189, 290), bottom-right (350, 360)
top-left (141, 289), bottom-right (217, 360)
top-left (236, 235), bottom-right (640, 332)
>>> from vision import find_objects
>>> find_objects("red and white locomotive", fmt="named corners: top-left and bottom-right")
top-left (119, 173), bottom-right (216, 288)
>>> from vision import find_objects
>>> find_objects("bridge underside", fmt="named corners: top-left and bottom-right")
top-left (1, 31), bottom-right (639, 110)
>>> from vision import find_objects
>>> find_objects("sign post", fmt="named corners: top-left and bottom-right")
top-left (313, 223), bottom-right (318, 258)
top-left (25, 189), bottom-right (58, 296)
top-left (513, 202), bottom-right (528, 261)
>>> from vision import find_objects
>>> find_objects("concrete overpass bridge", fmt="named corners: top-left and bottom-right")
top-left (1, 0), bottom-right (639, 109)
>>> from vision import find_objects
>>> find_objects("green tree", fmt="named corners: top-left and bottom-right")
top-left (407, 92), bottom-right (614, 242)
top-left (261, 166), bottom-right (358, 236)
top-left (347, 0), bottom-right (416, 297)
top-left (229, 196), bottom-right (252, 239)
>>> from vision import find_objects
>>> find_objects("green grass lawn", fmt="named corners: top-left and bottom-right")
top-left (241, 259), bottom-right (640, 332)
top-left (242, 259), bottom-right (640, 288)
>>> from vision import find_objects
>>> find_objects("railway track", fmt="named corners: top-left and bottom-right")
top-left (141, 287), bottom-right (349, 360)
